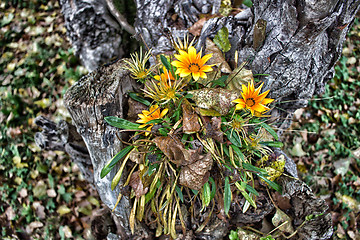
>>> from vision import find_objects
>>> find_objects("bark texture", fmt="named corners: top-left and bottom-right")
top-left (35, 0), bottom-right (360, 239)
top-left (59, 0), bottom-right (123, 71)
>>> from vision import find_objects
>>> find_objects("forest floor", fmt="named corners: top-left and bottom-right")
top-left (0, 0), bottom-right (359, 239)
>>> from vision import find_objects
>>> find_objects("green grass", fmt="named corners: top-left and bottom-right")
top-left (0, 1), bottom-right (98, 239)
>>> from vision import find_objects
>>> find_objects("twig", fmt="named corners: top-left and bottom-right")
top-left (105, 0), bottom-right (136, 35)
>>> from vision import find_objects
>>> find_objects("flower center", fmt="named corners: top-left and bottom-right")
top-left (188, 63), bottom-right (200, 72)
top-left (245, 98), bottom-right (256, 107)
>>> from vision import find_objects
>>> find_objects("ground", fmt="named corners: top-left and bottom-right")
top-left (0, 1), bottom-right (359, 239)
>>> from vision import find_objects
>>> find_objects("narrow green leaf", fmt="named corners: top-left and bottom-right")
top-left (209, 177), bottom-right (216, 200)
top-left (226, 130), bottom-right (242, 147)
top-left (145, 180), bottom-right (161, 203)
top-left (257, 174), bottom-right (282, 193)
top-left (213, 27), bottom-right (231, 52)
top-left (242, 162), bottom-right (268, 175)
top-left (203, 182), bottom-right (211, 207)
top-left (235, 182), bottom-right (256, 208)
top-left (245, 184), bottom-right (259, 196)
top-left (160, 55), bottom-right (171, 71)
top-left (175, 185), bottom-right (184, 203)
top-left (105, 116), bottom-right (140, 130)
top-left (144, 119), bottom-right (163, 125)
top-left (230, 145), bottom-right (245, 162)
top-left (128, 92), bottom-right (150, 106)
top-left (260, 122), bottom-right (278, 140)
top-left (100, 146), bottom-right (134, 178)
top-left (260, 141), bottom-right (284, 148)
top-left (224, 176), bottom-right (232, 215)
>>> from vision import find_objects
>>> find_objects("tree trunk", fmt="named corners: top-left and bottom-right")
top-left (36, 0), bottom-right (360, 239)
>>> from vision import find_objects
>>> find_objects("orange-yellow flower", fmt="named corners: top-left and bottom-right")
top-left (154, 67), bottom-right (175, 88)
top-left (136, 105), bottom-right (168, 136)
top-left (171, 46), bottom-right (213, 81)
top-left (232, 80), bottom-right (274, 116)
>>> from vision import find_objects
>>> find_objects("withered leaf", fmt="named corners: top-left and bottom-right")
top-left (153, 136), bottom-right (199, 165)
top-left (188, 88), bottom-right (240, 115)
top-left (182, 99), bottom-right (201, 134)
top-left (226, 61), bottom-right (253, 92)
top-left (204, 117), bottom-right (224, 143)
top-left (129, 149), bottom-right (144, 164)
top-left (205, 38), bottom-right (232, 74)
top-left (189, 17), bottom-right (209, 36)
top-left (179, 152), bottom-right (213, 190)
top-left (129, 171), bottom-right (148, 199)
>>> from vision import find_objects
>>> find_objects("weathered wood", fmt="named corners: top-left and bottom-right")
top-left (63, 60), bottom-right (152, 238)
top-left (34, 116), bottom-right (93, 183)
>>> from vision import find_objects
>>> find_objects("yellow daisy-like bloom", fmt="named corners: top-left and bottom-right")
top-left (232, 80), bottom-right (274, 116)
top-left (123, 47), bottom-right (152, 82)
top-left (136, 105), bottom-right (168, 136)
top-left (171, 46), bottom-right (213, 81)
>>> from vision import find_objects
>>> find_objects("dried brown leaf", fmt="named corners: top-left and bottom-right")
top-left (182, 99), bottom-right (201, 134)
top-left (129, 171), bottom-right (148, 199)
top-left (153, 136), bottom-right (199, 165)
top-left (204, 117), bottom-right (224, 143)
top-left (179, 152), bottom-right (213, 190)
top-left (226, 62), bottom-right (253, 92)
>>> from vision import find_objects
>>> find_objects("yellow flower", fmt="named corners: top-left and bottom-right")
top-left (232, 80), bottom-right (274, 116)
top-left (123, 47), bottom-right (152, 82)
top-left (136, 105), bottom-right (168, 136)
top-left (171, 46), bottom-right (213, 81)
top-left (154, 67), bottom-right (175, 88)
top-left (144, 70), bottom-right (186, 104)
top-left (173, 34), bottom-right (195, 52)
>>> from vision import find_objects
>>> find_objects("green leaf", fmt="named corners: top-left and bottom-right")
top-left (145, 180), bottom-right (161, 203)
top-left (245, 184), bottom-right (259, 196)
top-left (242, 0), bottom-right (253, 7)
top-left (257, 174), bottom-right (282, 193)
top-left (100, 146), bottom-right (134, 178)
top-left (260, 236), bottom-right (275, 240)
top-left (128, 92), bottom-right (150, 106)
top-left (226, 130), bottom-right (242, 147)
top-left (229, 230), bottom-right (240, 240)
top-left (224, 176), bottom-right (232, 215)
top-left (160, 55), bottom-right (171, 71)
top-left (175, 185), bottom-right (184, 203)
top-left (158, 128), bottom-right (169, 136)
top-left (235, 182), bottom-right (256, 208)
top-left (260, 141), bottom-right (284, 148)
top-left (242, 162), bottom-right (268, 175)
top-left (230, 145), bottom-right (245, 162)
top-left (203, 182), bottom-right (211, 207)
top-left (211, 75), bottom-right (228, 87)
top-left (209, 177), bottom-right (216, 200)
top-left (260, 122), bottom-right (278, 140)
top-left (213, 27), bottom-right (231, 52)
top-left (105, 116), bottom-right (140, 130)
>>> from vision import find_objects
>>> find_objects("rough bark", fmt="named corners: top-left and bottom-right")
top-left (35, 0), bottom-right (360, 239)
top-left (59, 0), bottom-right (124, 71)
top-left (34, 116), bottom-right (93, 183)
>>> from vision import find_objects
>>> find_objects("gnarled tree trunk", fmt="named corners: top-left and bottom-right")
top-left (36, 0), bottom-right (360, 239)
